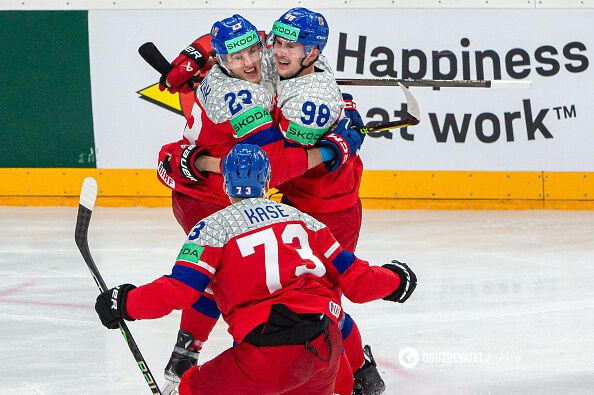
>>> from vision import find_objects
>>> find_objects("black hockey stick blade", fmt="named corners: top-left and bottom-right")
top-left (138, 42), bottom-right (172, 76)
top-left (75, 177), bottom-right (162, 394)
top-left (336, 78), bottom-right (532, 89)
top-left (355, 83), bottom-right (420, 134)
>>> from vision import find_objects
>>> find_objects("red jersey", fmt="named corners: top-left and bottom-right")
top-left (125, 198), bottom-right (399, 343)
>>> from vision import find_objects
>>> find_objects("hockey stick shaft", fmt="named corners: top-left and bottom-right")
top-left (138, 42), bottom-right (530, 89)
top-left (138, 42), bottom-right (171, 76)
top-left (354, 82), bottom-right (421, 134)
top-left (335, 78), bottom-right (532, 89)
top-left (75, 178), bottom-right (162, 395)
top-left (355, 117), bottom-right (419, 134)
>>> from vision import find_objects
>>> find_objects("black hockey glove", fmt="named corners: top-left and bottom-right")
top-left (382, 260), bottom-right (417, 303)
top-left (95, 284), bottom-right (136, 329)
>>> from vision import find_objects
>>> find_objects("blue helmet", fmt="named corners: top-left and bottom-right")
top-left (223, 144), bottom-right (271, 198)
top-left (272, 7), bottom-right (329, 53)
top-left (211, 14), bottom-right (261, 55)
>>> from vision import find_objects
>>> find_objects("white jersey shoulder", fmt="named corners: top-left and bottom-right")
top-left (186, 198), bottom-right (325, 247)
top-left (276, 55), bottom-right (344, 146)
top-left (261, 47), bottom-right (277, 87)
top-left (196, 65), bottom-right (275, 126)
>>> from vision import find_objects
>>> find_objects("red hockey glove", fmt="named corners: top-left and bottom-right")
top-left (162, 144), bottom-right (209, 182)
top-left (316, 119), bottom-right (364, 172)
top-left (341, 93), bottom-right (365, 128)
top-left (159, 41), bottom-right (209, 94)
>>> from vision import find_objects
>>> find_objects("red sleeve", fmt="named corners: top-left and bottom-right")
top-left (126, 276), bottom-right (201, 320)
top-left (126, 243), bottom-right (221, 320)
top-left (234, 122), bottom-right (310, 187)
top-left (315, 227), bottom-right (400, 303)
top-left (180, 290), bottom-right (220, 350)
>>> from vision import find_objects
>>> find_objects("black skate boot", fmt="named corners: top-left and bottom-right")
top-left (353, 345), bottom-right (386, 395)
top-left (163, 330), bottom-right (200, 395)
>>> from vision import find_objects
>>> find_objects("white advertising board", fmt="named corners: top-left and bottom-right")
top-left (88, 9), bottom-right (593, 170)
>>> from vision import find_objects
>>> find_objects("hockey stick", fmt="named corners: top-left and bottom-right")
top-left (354, 82), bottom-right (420, 134)
top-left (336, 78), bottom-right (531, 89)
top-left (138, 42), bottom-right (530, 90)
top-left (139, 42), bottom-right (172, 76)
top-left (75, 177), bottom-right (162, 395)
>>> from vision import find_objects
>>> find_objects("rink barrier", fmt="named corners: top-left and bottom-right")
top-left (1, 169), bottom-right (594, 209)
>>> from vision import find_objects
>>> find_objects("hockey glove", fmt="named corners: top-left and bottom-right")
top-left (382, 260), bottom-right (417, 303)
top-left (163, 144), bottom-right (209, 182)
top-left (95, 284), bottom-right (136, 329)
top-left (317, 119), bottom-right (364, 172)
top-left (342, 92), bottom-right (365, 128)
top-left (159, 41), bottom-right (209, 94)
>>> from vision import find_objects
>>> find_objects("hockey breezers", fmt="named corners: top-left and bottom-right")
top-left (75, 177), bottom-right (162, 395)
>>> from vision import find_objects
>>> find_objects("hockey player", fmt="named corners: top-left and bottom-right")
top-left (267, 8), bottom-right (390, 394)
top-left (95, 144), bottom-right (417, 395)
top-left (155, 14), bottom-right (364, 394)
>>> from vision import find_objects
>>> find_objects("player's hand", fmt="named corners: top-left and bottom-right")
top-left (382, 260), bottom-right (417, 303)
top-left (342, 92), bottom-right (365, 128)
top-left (94, 284), bottom-right (136, 329)
top-left (159, 41), bottom-right (209, 94)
top-left (162, 145), bottom-right (210, 182)
top-left (316, 119), bottom-right (364, 172)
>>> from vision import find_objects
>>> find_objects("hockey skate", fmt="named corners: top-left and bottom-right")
top-left (353, 345), bottom-right (386, 395)
top-left (163, 330), bottom-right (200, 395)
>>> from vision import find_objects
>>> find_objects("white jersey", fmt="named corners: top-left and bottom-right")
top-left (271, 53), bottom-right (344, 147)
top-left (193, 65), bottom-right (276, 137)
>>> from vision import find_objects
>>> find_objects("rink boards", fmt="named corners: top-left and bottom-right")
top-left (1, 168), bottom-right (593, 209)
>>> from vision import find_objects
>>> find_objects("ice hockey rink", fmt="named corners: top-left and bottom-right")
top-left (1, 206), bottom-right (593, 395)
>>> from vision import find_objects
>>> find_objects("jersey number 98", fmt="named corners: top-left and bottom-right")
top-left (301, 101), bottom-right (330, 127)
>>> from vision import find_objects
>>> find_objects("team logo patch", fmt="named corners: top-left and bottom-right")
top-left (317, 16), bottom-right (325, 26)
top-left (212, 26), bottom-right (218, 36)
top-left (177, 243), bottom-right (205, 264)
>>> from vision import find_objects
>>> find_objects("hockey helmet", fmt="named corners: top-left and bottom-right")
top-left (223, 144), bottom-right (271, 198)
top-left (271, 7), bottom-right (329, 53)
top-left (211, 14), bottom-right (262, 56)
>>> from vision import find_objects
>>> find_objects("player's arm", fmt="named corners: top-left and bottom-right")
top-left (94, 238), bottom-right (222, 328)
top-left (189, 107), bottom-right (328, 186)
top-left (316, 227), bottom-right (417, 304)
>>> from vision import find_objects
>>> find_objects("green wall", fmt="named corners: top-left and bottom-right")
top-left (0, 11), bottom-right (95, 167)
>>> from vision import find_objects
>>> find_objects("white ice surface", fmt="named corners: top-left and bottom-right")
top-left (1, 207), bottom-right (594, 394)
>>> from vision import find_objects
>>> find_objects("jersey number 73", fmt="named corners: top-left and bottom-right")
top-left (236, 223), bottom-right (326, 293)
